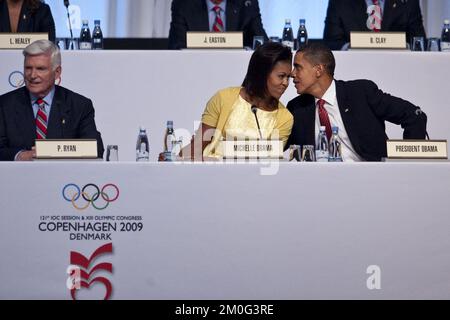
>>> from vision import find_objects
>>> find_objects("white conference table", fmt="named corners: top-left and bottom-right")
top-left (1, 50), bottom-right (449, 161)
top-left (0, 161), bottom-right (449, 299)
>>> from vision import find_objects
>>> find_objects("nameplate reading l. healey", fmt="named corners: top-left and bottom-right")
top-left (35, 139), bottom-right (98, 159)
top-left (350, 32), bottom-right (407, 49)
top-left (386, 140), bottom-right (448, 160)
top-left (0, 33), bottom-right (48, 49)
top-left (187, 32), bottom-right (243, 49)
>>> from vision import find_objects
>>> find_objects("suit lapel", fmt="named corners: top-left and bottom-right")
top-left (0, 0), bottom-right (11, 32)
top-left (47, 86), bottom-right (69, 139)
top-left (196, 0), bottom-right (210, 31)
top-left (335, 81), bottom-right (363, 155)
top-left (226, 0), bottom-right (240, 31)
top-left (14, 87), bottom-right (36, 144)
top-left (16, 2), bottom-right (30, 33)
top-left (381, 0), bottom-right (395, 30)
top-left (356, 0), bottom-right (370, 30)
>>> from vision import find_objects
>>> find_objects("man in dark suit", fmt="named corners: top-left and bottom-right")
top-left (286, 43), bottom-right (427, 161)
top-left (0, 0), bottom-right (56, 42)
top-left (168, 0), bottom-right (268, 49)
top-left (323, 0), bottom-right (426, 50)
top-left (0, 40), bottom-right (104, 161)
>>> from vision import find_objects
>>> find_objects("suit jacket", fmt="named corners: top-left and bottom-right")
top-left (0, 0), bottom-right (55, 42)
top-left (323, 0), bottom-right (426, 50)
top-left (286, 80), bottom-right (427, 161)
top-left (0, 86), bottom-right (104, 161)
top-left (168, 0), bottom-right (268, 49)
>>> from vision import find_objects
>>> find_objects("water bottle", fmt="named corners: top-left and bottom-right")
top-left (92, 20), bottom-right (104, 50)
top-left (79, 20), bottom-right (92, 50)
top-left (163, 121), bottom-right (176, 161)
top-left (328, 126), bottom-right (343, 162)
top-left (282, 19), bottom-right (294, 50)
top-left (441, 19), bottom-right (450, 52)
top-left (297, 19), bottom-right (308, 49)
top-left (136, 127), bottom-right (149, 162)
top-left (316, 126), bottom-right (329, 162)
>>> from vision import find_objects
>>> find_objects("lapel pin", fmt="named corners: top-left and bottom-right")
top-left (345, 108), bottom-right (350, 113)
top-left (23, 14), bottom-right (27, 20)
top-left (62, 119), bottom-right (66, 125)
top-left (393, 3), bottom-right (397, 8)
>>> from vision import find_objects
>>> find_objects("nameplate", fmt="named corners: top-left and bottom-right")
top-left (0, 33), bottom-right (48, 49)
top-left (220, 140), bottom-right (283, 159)
top-left (186, 32), bottom-right (243, 49)
top-left (386, 140), bottom-right (448, 159)
top-left (35, 140), bottom-right (98, 159)
top-left (350, 32), bottom-right (406, 49)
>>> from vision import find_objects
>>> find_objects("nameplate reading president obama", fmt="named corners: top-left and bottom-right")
top-left (187, 32), bottom-right (243, 49)
top-left (35, 140), bottom-right (98, 159)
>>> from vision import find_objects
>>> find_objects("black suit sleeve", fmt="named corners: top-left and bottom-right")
top-left (406, 0), bottom-right (426, 40)
top-left (364, 80), bottom-right (427, 139)
top-left (36, 4), bottom-right (56, 43)
top-left (323, 0), bottom-right (346, 50)
top-left (0, 101), bottom-right (21, 161)
top-left (242, 0), bottom-right (268, 47)
top-left (168, 0), bottom-right (187, 49)
top-left (78, 99), bottom-right (105, 158)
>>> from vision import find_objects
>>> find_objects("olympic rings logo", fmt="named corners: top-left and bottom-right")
top-left (8, 71), bottom-right (25, 88)
top-left (62, 183), bottom-right (119, 211)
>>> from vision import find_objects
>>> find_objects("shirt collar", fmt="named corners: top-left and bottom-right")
top-left (206, 0), bottom-right (226, 12)
top-left (30, 86), bottom-right (56, 106)
top-left (315, 80), bottom-right (336, 107)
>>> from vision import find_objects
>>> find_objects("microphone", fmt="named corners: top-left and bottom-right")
top-left (63, 0), bottom-right (74, 48)
top-left (251, 106), bottom-right (263, 140)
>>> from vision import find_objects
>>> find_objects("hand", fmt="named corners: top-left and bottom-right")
top-left (16, 147), bottom-right (36, 161)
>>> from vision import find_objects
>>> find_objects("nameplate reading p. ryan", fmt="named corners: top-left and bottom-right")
top-left (350, 32), bottom-right (407, 49)
top-left (386, 140), bottom-right (448, 159)
top-left (187, 32), bottom-right (243, 49)
top-left (0, 33), bottom-right (48, 49)
top-left (35, 140), bottom-right (98, 159)
top-left (220, 140), bottom-right (283, 159)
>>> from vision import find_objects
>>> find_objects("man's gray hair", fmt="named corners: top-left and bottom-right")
top-left (23, 40), bottom-right (61, 70)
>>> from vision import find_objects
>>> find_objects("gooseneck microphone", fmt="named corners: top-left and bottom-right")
top-left (64, 0), bottom-right (74, 48)
top-left (251, 106), bottom-right (263, 140)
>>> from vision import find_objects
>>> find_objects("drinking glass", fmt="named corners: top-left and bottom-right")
top-left (427, 38), bottom-right (440, 51)
top-left (252, 36), bottom-right (265, 50)
top-left (288, 145), bottom-right (301, 161)
top-left (412, 37), bottom-right (424, 51)
top-left (301, 145), bottom-right (316, 162)
top-left (106, 145), bottom-right (119, 162)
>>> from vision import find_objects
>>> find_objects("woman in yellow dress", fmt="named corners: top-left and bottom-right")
top-left (185, 42), bottom-right (294, 160)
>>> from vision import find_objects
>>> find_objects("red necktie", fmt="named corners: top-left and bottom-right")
top-left (212, 5), bottom-right (224, 32)
top-left (36, 98), bottom-right (48, 140)
top-left (368, 0), bottom-right (382, 32)
top-left (317, 99), bottom-right (332, 141)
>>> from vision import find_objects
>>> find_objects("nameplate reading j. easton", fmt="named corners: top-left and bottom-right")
top-left (220, 140), bottom-right (283, 159)
top-left (186, 32), bottom-right (243, 49)
top-left (386, 140), bottom-right (448, 159)
top-left (350, 32), bottom-right (407, 49)
top-left (35, 139), bottom-right (98, 159)
top-left (0, 33), bottom-right (48, 49)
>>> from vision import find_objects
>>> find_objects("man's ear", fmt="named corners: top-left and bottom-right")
top-left (316, 64), bottom-right (325, 78)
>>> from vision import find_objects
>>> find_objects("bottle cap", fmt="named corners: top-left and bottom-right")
top-left (300, 19), bottom-right (306, 25)
top-left (139, 126), bottom-right (146, 132)
top-left (320, 126), bottom-right (326, 131)
top-left (82, 19), bottom-right (89, 25)
top-left (285, 19), bottom-right (291, 24)
top-left (167, 120), bottom-right (173, 127)
top-left (445, 19), bottom-right (450, 25)
top-left (94, 20), bottom-right (100, 25)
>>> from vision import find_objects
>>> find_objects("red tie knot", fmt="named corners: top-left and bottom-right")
top-left (37, 99), bottom-right (45, 107)
top-left (213, 5), bottom-right (221, 13)
top-left (373, 0), bottom-right (379, 5)
top-left (317, 99), bottom-right (326, 109)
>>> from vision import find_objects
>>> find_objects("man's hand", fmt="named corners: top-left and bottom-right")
top-left (16, 147), bottom-right (36, 161)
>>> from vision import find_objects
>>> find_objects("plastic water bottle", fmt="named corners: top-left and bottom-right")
top-left (282, 19), bottom-right (294, 50)
top-left (297, 19), bottom-right (308, 49)
top-left (328, 126), bottom-right (343, 162)
top-left (441, 19), bottom-right (450, 52)
top-left (164, 121), bottom-right (176, 152)
top-left (136, 127), bottom-right (149, 162)
top-left (79, 20), bottom-right (92, 50)
top-left (316, 126), bottom-right (329, 162)
top-left (92, 20), bottom-right (104, 50)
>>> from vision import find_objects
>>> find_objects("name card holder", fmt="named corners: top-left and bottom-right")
top-left (350, 32), bottom-right (407, 50)
top-left (186, 32), bottom-right (243, 49)
top-left (386, 140), bottom-right (448, 160)
top-left (0, 33), bottom-right (48, 49)
top-left (35, 139), bottom-right (98, 160)
top-left (220, 139), bottom-right (283, 160)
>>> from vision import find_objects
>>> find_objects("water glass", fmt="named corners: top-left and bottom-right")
top-left (68, 38), bottom-right (79, 50)
top-left (56, 38), bottom-right (67, 50)
top-left (288, 145), bottom-right (301, 161)
top-left (412, 37), bottom-right (424, 51)
top-left (427, 38), bottom-right (440, 51)
top-left (252, 36), bottom-right (265, 50)
top-left (106, 145), bottom-right (119, 162)
top-left (301, 145), bottom-right (316, 162)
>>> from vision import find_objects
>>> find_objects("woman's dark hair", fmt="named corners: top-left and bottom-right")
top-left (242, 42), bottom-right (292, 103)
